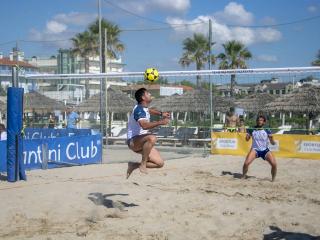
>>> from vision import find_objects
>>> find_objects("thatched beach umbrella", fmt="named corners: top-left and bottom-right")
top-left (24, 91), bottom-right (65, 113)
top-left (150, 89), bottom-right (235, 124)
top-left (77, 87), bottom-right (135, 135)
top-left (151, 89), bottom-right (234, 113)
top-left (235, 93), bottom-right (275, 113)
top-left (265, 86), bottom-right (320, 113)
top-left (77, 87), bottom-right (135, 113)
top-left (265, 86), bottom-right (320, 128)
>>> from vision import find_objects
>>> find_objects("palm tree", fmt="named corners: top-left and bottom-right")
top-left (311, 50), bottom-right (320, 66)
top-left (179, 33), bottom-right (215, 87)
top-left (71, 30), bottom-right (97, 99)
top-left (217, 40), bottom-right (252, 97)
top-left (88, 18), bottom-right (124, 136)
top-left (89, 18), bottom-right (125, 71)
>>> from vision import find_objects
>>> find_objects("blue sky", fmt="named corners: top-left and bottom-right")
top-left (0, 0), bottom-right (320, 72)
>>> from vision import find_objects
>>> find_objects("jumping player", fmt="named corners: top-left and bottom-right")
top-left (126, 88), bottom-right (170, 178)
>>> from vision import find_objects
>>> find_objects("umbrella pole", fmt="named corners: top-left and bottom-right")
top-left (282, 113), bottom-right (285, 126)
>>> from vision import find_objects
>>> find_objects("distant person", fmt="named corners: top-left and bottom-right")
top-left (225, 107), bottom-right (239, 132)
top-left (0, 123), bottom-right (7, 141)
top-left (242, 115), bottom-right (277, 182)
top-left (238, 118), bottom-right (246, 133)
top-left (66, 107), bottom-right (80, 129)
top-left (126, 88), bottom-right (170, 178)
top-left (48, 114), bottom-right (55, 129)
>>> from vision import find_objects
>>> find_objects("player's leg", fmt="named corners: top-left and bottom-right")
top-left (265, 151), bottom-right (277, 182)
top-left (139, 135), bottom-right (157, 173)
top-left (242, 149), bottom-right (257, 179)
top-left (128, 134), bottom-right (157, 174)
top-left (146, 147), bottom-right (164, 168)
top-left (126, 147), bottom-right (164, 179)
top-left (126, 162), bottom-right (140, 179)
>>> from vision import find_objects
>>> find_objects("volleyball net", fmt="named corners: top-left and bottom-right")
top-left (7, 66), bottom-right (315, 148)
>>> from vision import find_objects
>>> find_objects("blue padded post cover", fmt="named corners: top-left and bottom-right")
top-left (7, 87), bottom-right (26, 182)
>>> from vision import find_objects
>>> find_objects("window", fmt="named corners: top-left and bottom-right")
top-left (276, 90), bottom-right (280, 94)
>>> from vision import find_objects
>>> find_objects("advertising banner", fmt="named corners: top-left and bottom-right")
top-left (211, 132), bottom-right (320, 160)
top-left (0, 134), bottom-right (102, 172)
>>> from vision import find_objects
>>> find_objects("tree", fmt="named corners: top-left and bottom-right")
top-left (217, 40), bottom-right (252, 97)
top-left (89, 19), bottom-right (125, 136)
top-left (200, 81), bottom-right (217, 94)
top-left (179, 80), bottom-right (196, 88)
top-left (311, 49), bottom-right (320, 66)
top-left (156, 76), bottom-right (168, 85)
top-left (71, 18), bottom-right (125, 100)
top-left (89, 18), bottom-right (124, 71)
top-left (179, 33), bottom-right (215, 88)
top-left (71, 30), bottom-right (97, 99)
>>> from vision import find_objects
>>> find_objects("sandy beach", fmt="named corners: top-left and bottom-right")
top-left (0, 146), bottom-right (319, 240)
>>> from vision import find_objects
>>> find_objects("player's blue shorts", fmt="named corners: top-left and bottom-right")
top-left (254, 148), bottom-right (270, 160)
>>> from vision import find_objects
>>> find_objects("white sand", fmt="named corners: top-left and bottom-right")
top-left (0, 152), bottom-right (319, 240)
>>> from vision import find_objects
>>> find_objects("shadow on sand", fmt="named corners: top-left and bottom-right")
top-left (221, 171), bottom-right (254, 179)
top-left (88, 193), bottom-right (138, 210)
top-left (263, 226), bottom-right (320, 240)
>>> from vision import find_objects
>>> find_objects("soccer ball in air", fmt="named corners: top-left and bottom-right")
top-left (144, 68), bottom-right (159, 82)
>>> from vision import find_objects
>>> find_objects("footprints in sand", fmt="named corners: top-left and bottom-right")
top-left (190, 170), bottom-right (320, 207)
top-left (222, 210), bottom-right (235, 216)
top-left (193, 170), bottom-right (217, 179)
top-left (2, 211), bottom-right (65, 238)
top-left (310, 198), bottom-right (320, 205)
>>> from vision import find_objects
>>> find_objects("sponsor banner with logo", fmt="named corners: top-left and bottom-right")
top-left (0, 134), bottom-right (102, 172)
top-left (211, 132), bottom-right (320, 160)
top-left (24, 128), bottom-right (92, 139)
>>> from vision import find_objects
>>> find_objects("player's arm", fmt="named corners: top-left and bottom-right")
top-left (266, 129), bottom-right (275, 145)
top-left (245, 133), bottom-right (251, 141)
top-left (138, 118), bottom-right (169, 130)
top-left (245, 128), bottom-right (251, 141)
top-left (149, 108), bottom-right (170, 118)
top-left (268, 135), bottom-right (276, 145)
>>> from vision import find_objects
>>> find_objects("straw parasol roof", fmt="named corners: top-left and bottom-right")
top-left (150, 89), bottom-right (235, 113)
top-left (265, 86), bottom-right (320, 113)
top-left (77, 87), bottom-right (135, 113)
top-left (214, 95), bottom-right (235, 112)
top-left (235, 93), bottom-right (275, 113)
top-left (24, 91), bottom-right (65, 113)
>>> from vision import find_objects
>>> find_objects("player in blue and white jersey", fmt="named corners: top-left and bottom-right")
top-left (126, 88), bottom-right (170, 178)
top-left (242, 115), bottom-right (277, 181)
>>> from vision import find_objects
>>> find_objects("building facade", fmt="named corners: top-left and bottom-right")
top-left (0, 50), bottom-right (38, 92)
top-left (27, 56), bottom-right (58, 74)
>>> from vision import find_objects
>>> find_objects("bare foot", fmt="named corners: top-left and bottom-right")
top-left (139, 163), bottom-right (148, 174)
top-left (241, 175), bottom-right (247, 179)
top-left (126, 162), bottom-right (139, 179)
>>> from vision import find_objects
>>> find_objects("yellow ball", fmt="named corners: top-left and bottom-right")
top-left (144, 68), bottom-right (159, 82)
